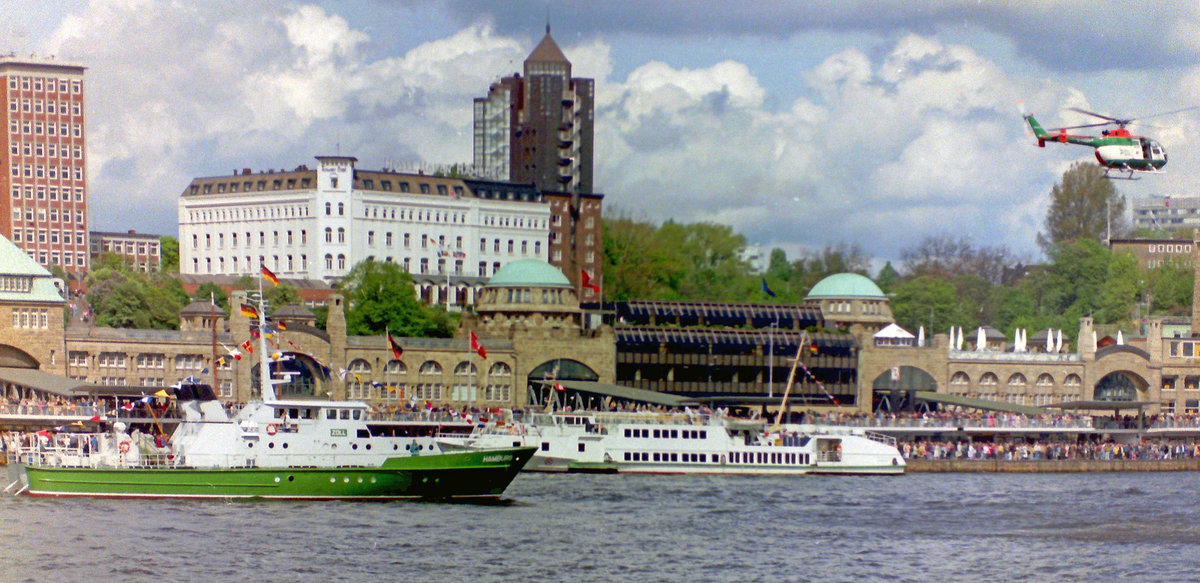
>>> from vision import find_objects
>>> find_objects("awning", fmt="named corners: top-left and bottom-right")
top-left (1046, 400), bottom-right (1157, 412)
top-left (0, 366), bottom-right (92, 397)
top-left (534, 380), bottom-right (693, 408)
top-left (913, 391), bottom-right (1048, 416)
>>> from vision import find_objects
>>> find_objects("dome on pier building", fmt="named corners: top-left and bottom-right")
top-left (470, 259), bottom-right (582, 336)
top-left (804, 272), bottom-right (893, 336)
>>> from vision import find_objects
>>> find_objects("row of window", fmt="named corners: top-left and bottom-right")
top-left (11, 229), bottom-right (86, 247)
top-left (7, 75), bottom-right (82, 93)
top-left (12, 207), bottom-right (85, 224)
top-left (11, 308), bottom-right (48, 329)
top-left (28, 251), bottom-right (86, 267)
top-left (9, 163), bottom-right (84, 179)
top-left (9, 184), bottom-right (85, 201)
top-left (949, 371), bottom-right (1082, 387)
top-left (93, 241), bottom-right (158, 256)
top-left (71, 352), bottom-right (219, 370)
top-left (623, 427), bottom-right (709, 440)
top-left (618, 450), bottom-right (813, 466)
top-left (5, 118), bottom-right (83, 138)
top-left (0, 276), bottom-right (32, 293)
top-left (951, 393), bottom-right (1070, 407)
top-left (9, 141), bottom-right (83, 159)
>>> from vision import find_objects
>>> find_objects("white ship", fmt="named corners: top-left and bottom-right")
top-left (439, 410), bottom-right (905, 475)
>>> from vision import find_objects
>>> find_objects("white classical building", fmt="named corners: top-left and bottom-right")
top-left (178, 156), bottom-right (551, 301)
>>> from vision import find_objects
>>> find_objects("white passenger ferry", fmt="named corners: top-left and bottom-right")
top-left (439, 411), bottom-right (905, 475)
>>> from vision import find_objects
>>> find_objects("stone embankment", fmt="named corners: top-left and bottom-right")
top-left (905, 458), bottom-right (1200, 472)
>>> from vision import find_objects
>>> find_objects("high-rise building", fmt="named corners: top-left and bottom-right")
top-left (473, 26), bottom-right (594, 196)
top-left (0, 56), bottom-right (90, 274)
top-left (472, 27), bottom-right (602, 301)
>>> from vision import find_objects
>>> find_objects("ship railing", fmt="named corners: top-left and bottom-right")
top-left (809, 416), bottom-right (1097, 430)
top-left (0, 403), bottom-right (111, 418)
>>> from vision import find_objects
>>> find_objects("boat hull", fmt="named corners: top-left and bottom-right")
top-left (20, 447), bottom-right (536, 500)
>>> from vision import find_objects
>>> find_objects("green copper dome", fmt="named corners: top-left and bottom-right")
top-left (486, 259), bottom-right (572, 288)
top-left (805, 273), bottom-right (885, 299)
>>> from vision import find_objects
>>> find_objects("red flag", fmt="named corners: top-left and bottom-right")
top-left (554, 382), bottom-right (565, 392)
top-left (89, 415), bottom-right (102, 422)
top-left (387, 330), bottom-right (404, 359)
top-left (581, 269), bottom-right (600, 293)
top-left (470, 331), bottom-right (487, 359)
top-left (241, 339), bottom-right (254, 354)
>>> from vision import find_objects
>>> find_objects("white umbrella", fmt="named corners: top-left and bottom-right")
top-left (976, 326), bottom-right (986, 351)
top-left (1015, 328), bottom-right (1024, 352)
top-left (1045, 329), bottom-right (1053, 353)
top-left (1092, 330), bottom-right (1098, 351)
top-left (1055, 329), bottom-right (1063, 352)
top-left (917, 326), bottom-right (925, 347)
top-left (956, 327), bottom-right (964, 350)
top-left (1117, 330), bottom-right (1123, 345)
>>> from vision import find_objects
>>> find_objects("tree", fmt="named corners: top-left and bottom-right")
top-left (160, 236), bottom-right (179, 273)
top-left (1037, 161), bottom-right (1125, 252)
top-left (338, 260), bottom-right (453, 337)
top-left (875, 261), bottom-right (898, 294)
top-left (193, 282), bottom-right (230, 313)
top-left (1097, 251), bottom-right (1142, 325)
top-left (889, 275), bottom-right (971, 335)
top-left (1146, 260), bottom-right (1193, 315)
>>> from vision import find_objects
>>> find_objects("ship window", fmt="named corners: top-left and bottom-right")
top-left (541, 442), bottom-right (550, 451)
top-left (577, 443), bottom-right (585, 452)
top-left (670, 453), bottom-right (678, 462)
top-left (653, 429), bottom-right (660, 438)
top-left (700, 431), bottom-right (707, 439)
top-left (652, 453), bottom-right (660, 461)
top-left (325, 409), bottom-right (336, 420)
top-left (624, 429), bottom-right (631, 437)
top-left (340, 410), bottom-right (350, 420)
top-left (353, 410), bottom-right (361, 420)
top-left (700, 454), bottom-right (707, 462)
top-left (624, 452), bottom-right (631, 461)
top-left (670, 430), bottom-right (678, 438)
top-left (682, 431), bottom-right (690, 440)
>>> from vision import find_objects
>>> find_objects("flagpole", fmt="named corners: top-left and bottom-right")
top-left (257, 265), bottom-right (273, 402)
top-left (210, 292), bottom-right (220, 394)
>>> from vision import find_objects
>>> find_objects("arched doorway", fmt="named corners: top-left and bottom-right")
top-left (1093, 372), bottom-right (1144, 402)
top-left (527, 359), bottom-right (598, 408)
top-left (251, 352), bottom-right (331, 399)
top-left (871, 366), bottom-right (937, 412)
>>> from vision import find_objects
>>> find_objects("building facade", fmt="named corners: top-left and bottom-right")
top-left (90, 229), bottom-right (162, 272)
top-left (178, 156), bottom-right (551, 300)
top-left (0, 56), bottom-right (90, 274)
top-left (1131, 194), bottom-right (1200, 232)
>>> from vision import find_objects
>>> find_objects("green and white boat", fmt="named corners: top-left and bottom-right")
top-left (6, 296), bottom-right (534, 500)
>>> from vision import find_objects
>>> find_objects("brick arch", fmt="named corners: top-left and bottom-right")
top-left (1091, 369), bottom-right (1151, 401)
top-left (0, 345), bottom-right (39, 368)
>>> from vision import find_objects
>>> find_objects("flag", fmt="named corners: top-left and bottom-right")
top-left (89, 415), bottom-right (101, 422)
top-left (275, 320), bottom-right (287, 331)
top-left (217, 356), bottom-right (227, 366)
top-left (470, 331), bottom-right (487, 359)
top-left (554, 382), bottom-right (565, 392)
top-left (36, 429), bottom-right (51, 438)
top-left (240, 339), bottom-right (254, 354)
top-left (261, 264), bottom-right (279, 286)
top-left (122, 402), bottom-right (135, 411)
top-left (338, 368), bottom-right (348, 381)
top-left (154, 389), bottom-right (169, 398)
top-left (761, 278), bottom-right (776, 298)
top-left (581, 269), bottom-right (600, 293)
top-left (387, 330), bottom-right (404, 359)
top-left (201, 367), bottom-right (209, 375)
top-left (222, 344), bottom-right (243, 361)
top-left (353, 373), bottom-right (363, 382)
top-left (241, 304), bottom-right (259, 319)
top-left (250, 326), bottom-right (261, 339)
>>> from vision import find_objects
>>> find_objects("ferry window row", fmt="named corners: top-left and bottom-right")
top-left (624, 428), bottom-right (707, 440)
top-left (325, 408), bottom-right (364, 420)
top-left (624, 451), bottom-right (720, 463)
top-left (729, 451), bottom-right (809, 465)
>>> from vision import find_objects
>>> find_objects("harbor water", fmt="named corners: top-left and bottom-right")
top-left (1, 470), bottom-right (1197, 582)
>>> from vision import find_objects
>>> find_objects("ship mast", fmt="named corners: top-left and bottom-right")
top-left (772, 331), bottom-right (807, 427)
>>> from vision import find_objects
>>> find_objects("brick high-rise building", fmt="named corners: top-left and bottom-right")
top-left (0, 56), bottom-right (90, 274)
top-left (472, 27), bottom-right (602, 301)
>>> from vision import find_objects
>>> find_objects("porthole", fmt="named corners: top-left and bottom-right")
top-left (343, 477), bottom-right (350, 483)
top-left (268, 442), bottom-right (275, 449)
top-left (365, 444), bottom-right (371, 450)
top-left (283, 443), bottom-right (289, 449)
top-left (352, 444), bottom-right (358, 450)
top-left (288, 476), bottom-right (295, 482)
top-left (273, 476), bottom-right (281, 483)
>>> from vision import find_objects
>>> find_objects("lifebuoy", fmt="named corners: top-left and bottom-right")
top-left (119, 441), bottom-right (131, 453)
top-left (266, 424), bottom-right (277, 436)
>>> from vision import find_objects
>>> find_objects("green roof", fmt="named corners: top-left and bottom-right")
top-left (805, 273), bottom-right (885, 299)
top-left (486, 259), bottom-right (571, 288)
top-left (0, 234), bottom-right (65, 304)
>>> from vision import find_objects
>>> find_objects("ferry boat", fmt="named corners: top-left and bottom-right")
top-left (4, 295), bottom-right (535, 500)
top-left (439, 411), bottom-right (905, 475)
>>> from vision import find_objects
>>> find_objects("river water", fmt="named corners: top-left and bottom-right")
top-left (0, 470), bottom-right (1196, 582)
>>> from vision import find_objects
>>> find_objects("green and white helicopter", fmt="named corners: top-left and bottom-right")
top-left (1024, 106), bottom-right (1196, 179)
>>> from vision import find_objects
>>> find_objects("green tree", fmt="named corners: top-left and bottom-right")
top-left (1097, 251), bottom-right (1142, 325)
top-left (193, 282), bottom-right (229, 313)
top-left (602, 214), bottom-right (671, 301)
top-left (1037, 161), bottom-right (1124, 252)
top-left (875, 261), bottom-right (899, 294)
top-left (160, 236), bottom-right (179, 273)
top-left (338, 260), bottom-right (452, 337)
top-left (889, 275), bottom-right (971, 335)
top-left (1146, 260), bottom-right (1193, 314)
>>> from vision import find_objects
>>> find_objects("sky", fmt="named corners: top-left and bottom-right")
top-left (8, 0), bottom-right (1200, 271)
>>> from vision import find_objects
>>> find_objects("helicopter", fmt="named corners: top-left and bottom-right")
top-left (1024, 106), bottom-right (1197, 179)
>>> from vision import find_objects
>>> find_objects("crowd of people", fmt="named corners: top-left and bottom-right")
top-left (897, 438), bottom-right (1200, 462)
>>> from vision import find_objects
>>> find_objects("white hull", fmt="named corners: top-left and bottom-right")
top-left (440, 413), bottom-right (906, 476)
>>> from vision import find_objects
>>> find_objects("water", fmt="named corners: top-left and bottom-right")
top-left (1, 471), bottom-right (1197, 582)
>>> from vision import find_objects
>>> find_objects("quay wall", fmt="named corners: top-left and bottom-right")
top-left (906, 458), bottom-right (1200, 472)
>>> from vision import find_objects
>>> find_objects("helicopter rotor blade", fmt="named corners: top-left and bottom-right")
top-left (1067, 107), bottom-right (1128, 125)
top-left (1136, 105), bottom-right (1200, 121)
top-left (1051, 122), bottom-right (1115, 132)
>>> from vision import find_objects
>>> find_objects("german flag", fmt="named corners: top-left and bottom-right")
top-left (275, 320), bottom-right (287, 331)
top-left (241, 304), bottom-right (259, 320)
top-left (387, 329), bottom-right (403, 359)
top-left (261, 265), bottom-right (279, 287)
